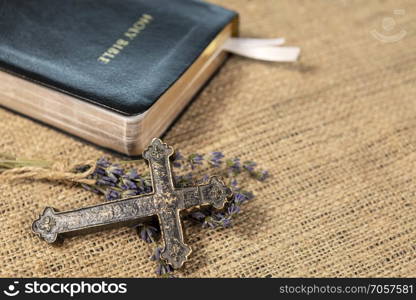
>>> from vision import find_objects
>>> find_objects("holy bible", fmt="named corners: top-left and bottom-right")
top-left (0, 0), bottom-right (238, 155)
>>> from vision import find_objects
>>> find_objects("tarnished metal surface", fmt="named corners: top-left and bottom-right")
top-left (32, 138), bottom-right (231, 269)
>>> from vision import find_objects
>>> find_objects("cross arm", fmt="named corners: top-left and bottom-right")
top-left (32, 195), bottom-right (156, 243)
top-left (143, 138), bottom-right (175, 194)
top-left (175, 176), bottom-right (231, 210)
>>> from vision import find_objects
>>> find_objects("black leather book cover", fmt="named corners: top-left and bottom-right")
top-left (0, 0), bottom-right (236, 116)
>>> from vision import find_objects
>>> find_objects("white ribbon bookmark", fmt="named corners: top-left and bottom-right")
top-left (223, 37), bottom-right (300, 62)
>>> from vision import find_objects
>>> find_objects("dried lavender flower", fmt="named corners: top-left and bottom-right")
top-left (1, 148), bottom-right (268, 277)
top-left (256, 170), bottom-right (269, 181)
top-left (226, 157), bottom-right (241, 175)
top-left (80, 183), bottom-right (100, 194)
top-left (136, 224), bottom-right (159, 243)
top-left (243, 160), bottom-right (257, 172)
top-left (190, 211), bottom-right (206, 221)
top-left (172, 151), bottom-right (184, 168)
top-left (209, 151), bottom-right (224, 167)
top-left (150, 247), bottom-right (175, 277)
top-left (104, 189), bottom-right (120, 201)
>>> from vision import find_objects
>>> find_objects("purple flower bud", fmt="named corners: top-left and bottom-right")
top-left (203, 221), bottom-right (216, 229)
top-left (191, 211), bottom-right (206, 221)
top-left (138, 224), bottom-right (158, 243)
top-left (93, 167), bottom-right (106, 176)
top-left (155, 263), bottom-right (162, 276)
top-left (243, 161), bottom-right (257, 172)
top-left (150, 247), bottom-right (162, 261)
top-left (104, 189), bottom-right (120, 201)
top-left (172, 151), bottom-right (184, 168)
top-left (120, 177), bottom-right (137, 190)
top-left (97, 157), bottom-right (111, 168)
top-left (228, 204), bottom-right (240, 215)
top-left (175, 173), bottom-right (193, 187)
top-left (244, 191), bottom-right (255, 200)
top-left (80, 184), bottom-right (100, 194)
top-left (212, 151), bottom-right (224, 159)
top-left (209, 151), bottom-right (224, 167)
top-left (156, 263), bottom-right (174, 276)
top-left (234, 193), bottom-right (248, 204)
top-left (121, 189), bottom-right (138, 197)
top-left (213, 212), bottom-right (224, 219)
top-left (221, 217), bottom-right (232, 228)
top-left (126, 169), bottom-right (140, 180)
top-left (106, 164), bottom-right (124, 176)
top-left (227, 157), bottom-right (241, 174)
top-left (103, 174), bottom-right (118, 183)
top-left (257, 170), bottom-right (269, 181)
top-left (174, 151), bottom-right (184, 161)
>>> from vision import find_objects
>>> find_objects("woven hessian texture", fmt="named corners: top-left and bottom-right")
top-left (1, 0), bottom-right (415, 277)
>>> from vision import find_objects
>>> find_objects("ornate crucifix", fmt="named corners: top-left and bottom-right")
top-left (32, 138), bottom-right (231, 269)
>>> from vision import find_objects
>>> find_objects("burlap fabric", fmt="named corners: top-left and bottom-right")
top-left (1, 0), bottom-right (415, 277)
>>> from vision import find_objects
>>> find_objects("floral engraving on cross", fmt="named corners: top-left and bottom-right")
top-left (32, 138), bottom-right (231, 269)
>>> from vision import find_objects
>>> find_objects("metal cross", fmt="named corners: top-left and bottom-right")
top-left (32, 138), bottom-right (231, 269)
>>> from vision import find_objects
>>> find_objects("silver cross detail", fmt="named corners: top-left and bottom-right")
top-left (32, 138), bottom-right (231, 269)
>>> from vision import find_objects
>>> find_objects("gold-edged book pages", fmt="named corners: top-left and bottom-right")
top-left (0, 19), bottom-right (238, 156)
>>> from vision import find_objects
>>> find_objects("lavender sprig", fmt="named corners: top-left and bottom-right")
top-left (150, 247), bottom-right (175, 278)
top-left (75, 150), bottom-right (268, 277)
top-left (209, 152), bottom-right (224, 168)
top-left (135, 223), bottom-right (159, 244)
top-left (1, 149), bottom-right (268, 277)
